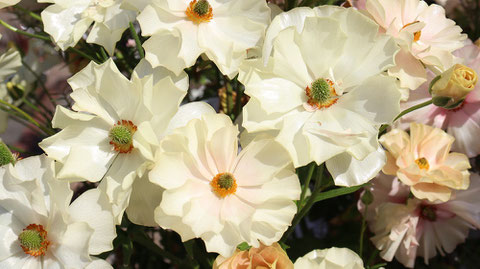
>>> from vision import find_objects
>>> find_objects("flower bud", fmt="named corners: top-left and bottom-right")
top-left (0, 140), bottom-right (15, 166)
top-left (429, 64), bottom-right (478, 109)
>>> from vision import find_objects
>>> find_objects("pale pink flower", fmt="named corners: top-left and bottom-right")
top-left (364, 0), bottom-right (466, 93)
top-left (398, 41), bottom-right (480, 157)
top-left (359, 173), bottom-right (480, 268)
top-left (379, 123), bottom-right (470, 202)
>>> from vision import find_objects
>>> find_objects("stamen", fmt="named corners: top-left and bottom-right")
top-left (401, 21), bottom-right (421, 42)
top-left (210, 172), bottom-right (237, 198)
top-left (415, 157), bottom-right (429, 170)
top-left (305, 78), bottom-right (338, 110)
top-left (109, 120), bottom-right (137, 153)
top-left (19, 224), bottom-right (50, 257)
top-left (186, 0), bottom-right (213, 24)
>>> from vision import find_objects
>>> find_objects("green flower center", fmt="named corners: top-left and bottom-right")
top-left (19, 229), bottom-right (43, 251)
top-left (0, 141), bottom-right (15, 166)
top-left (310, 79), bottom-right (331, 104)
top-left (109, 125), bottom-right (132, 146)
top-left (421, 205), bottom-right (437, 222)
top-left (194, 0), bottom-right (210, 15)
top-left (218, 173), bottom-right (235, 189)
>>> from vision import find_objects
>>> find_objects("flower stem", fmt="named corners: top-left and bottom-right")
top-left (359, 204), bottom-right (368, 258)
top-left (14, 5), bottom-right (42, 21)
top-left (299, 162), bottom-right (315, 204)
top-left (379, 99), bottom-right (433, 133)
top-left (0, 18), bottom-right (50, 41)
top-left (67, 47), bottom-right (101, 64)
top-left (0, 99), bottom-right (54, 135)
top-left (129, 22), bottom-right (145, 59)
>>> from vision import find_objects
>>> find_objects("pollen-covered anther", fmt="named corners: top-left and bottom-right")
top-left (18, 224), bottom-right (50, 257)
top-left (305, 78), bottom-right (339, 110)
top-left (109, 120), bottom-right (137, 153)
top-left (210, 172), bottom-right (237, 198)
top-left (415, 157), bottom-right (430, 170)
top-left (401, 21), bottom-right (422, 42)
top-left (186, 0), bottom-right (213, 24)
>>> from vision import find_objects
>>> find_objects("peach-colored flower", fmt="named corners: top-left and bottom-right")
top-left (379, 123), bottom-right (470, 202)
top-left (359, 173), bottom-right (480, 267)
top-left (213, 243), bottom-right (294, 269)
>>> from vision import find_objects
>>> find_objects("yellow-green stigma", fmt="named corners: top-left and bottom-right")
top-left (305, 78), bottom-right (338, 109)
top-left (18, 224), bottom-right (50, 257)
top-left (109, 120), bottom-right (137, 153)
top-left (193, 0), bottom-right (210, 15)
top-left (218, 173), bottom-right (235, 189)
top-left (19, 230), bottom-right (43, 250)
top-left (211, 172), bottom-right (237, 198)
top-left (310, 79), bottom-right (330, 104)
top-left (0, 141), bottom-right (15, 166)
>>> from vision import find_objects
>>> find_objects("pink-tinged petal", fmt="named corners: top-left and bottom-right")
top-left (411, 183), bottom-right (452, 202)
top-left (220, 195), bottom-right (255, 227)
top-left (409, 122), bottom-right (454, 166)
top-left (160, 179), bottom-right (209, 217)
top-left (388, 48), bottom-right (427, 92)
top-left (447, 101), bottom-right (480, 157)
top-left (383, 151), bottom-right (400, 175)
top-left (379, 129), bottom-right (411, 159)
top-left (183, 194), bottom-right (224, 235)
top-left (208, 125), bottom-right (238, 174)
top-left (154, 206), bottom-right (196, 242)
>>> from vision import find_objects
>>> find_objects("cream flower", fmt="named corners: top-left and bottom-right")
top-left (137, 0), bottom-right (270, 77)
top-left (149, 112), bottom-right (301, 257)
top-left (0, 155), bottom-right (115, 268)
top-left (213, 243), bottom-right (294, 269)
top-left (430, 64), bottom-right (478, 108)
top-left (379, 123), bottom-right (470, 202)
top-left (240, 6), bottom-right (401, 187)
top-left (0, 0), bottom-right (20, 9)
top-left (360, 173), bottom-right (480, 268)
top-left (40, 0), bottom-right (136, 55)
top-left (39, 59), bottom-right (190, 224)
top-left (293, 247), bottom-right (364, 269)
top-left (364, 0), bottom-right (467, 93)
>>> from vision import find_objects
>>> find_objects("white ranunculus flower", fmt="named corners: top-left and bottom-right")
top-left (240, 6), bottom-right (401, 187)
top-left (40, 0), bottom-right (136, 55)
top-left (149, 111), bottom-right (301, 257)
top-left (294, 247), bottom-right (365, 269)
top-left (39, 59), bottom-right (195, 224)
top-left (0, 155), bottom-right (115, 268)
top-left (137, 0), bottom-right (271, 78)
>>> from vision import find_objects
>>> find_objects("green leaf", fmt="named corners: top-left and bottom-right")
top-left (312, 184), bottom-right (366, 203)
top-left (237, 242), bottom-right (251, 251)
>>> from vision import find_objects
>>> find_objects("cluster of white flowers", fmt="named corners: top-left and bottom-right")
top-left (0, 0), bottom-right (479, 268)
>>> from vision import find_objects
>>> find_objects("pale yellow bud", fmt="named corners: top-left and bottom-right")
top-left (430, 64), bottom-right (478, 109)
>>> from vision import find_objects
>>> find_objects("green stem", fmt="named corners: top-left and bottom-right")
top-left (0, 99), bottom-right (54, 135)
top-left (129, 22), bottom-right (145, 59)
top-left (21, 59), bottom-right (57, 109)
top-left (282, 164), bottom-right (324, 242)
top-left (0, 18), bottom-right (50, 41)
top-left (359, 204), bottom-right (368, 258)
top-left (14, 5), bottom-right (42, 21)
top-left (299, 163), bottom-right (315, 204)
top-left (100, 47), bottom-right (109, 62)
top-left (379, 99), bottom-right (433, 134)
top-left (67, 47), bottom-right (101, 64)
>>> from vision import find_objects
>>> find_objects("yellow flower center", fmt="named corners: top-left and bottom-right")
top-left (305, 78), bottom-right (339, 110)
top-left (109, 120), bottom-right (137, 153)
top-left (18, 224), bottom-right (50, 257)
top-left (210, 172), bottom-right (237, 198)
top-left (415, 157), bottom-right (430, 170)
top-left (401, 21), bottom-right (421, 42)
top-left (186, 0), bottom-right (213, 24)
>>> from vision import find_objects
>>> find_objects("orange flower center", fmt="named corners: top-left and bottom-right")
top-left (305, 78), bottom-right (339, 110)
top-left (109, 120), bottom-right (137, 153)
top-left (18, 224), bottom-right (50, 257)
top-left (210, 172), bottom-right (237, 198)
top-left (186, 0), bottom-right (213, 24)
top-left (401, 21), bottom-right (421, 42)
top-left (415, 157), bottom-right (429, 170)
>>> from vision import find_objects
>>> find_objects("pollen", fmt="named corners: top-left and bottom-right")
top-left (305, 78), bottom-right (339, 110)
top-left (401, 21), bottom-right (421, 42)
top-left (210, 172), bottom-right (237, 198)
top-left (19, 224), bottom-right (50, 257)
top-left (109, 120), bottom-right (137, 153)
top-left (186, 0), bottom-right (213, 24)
top-left (415, 157), bottom-right (430, 170)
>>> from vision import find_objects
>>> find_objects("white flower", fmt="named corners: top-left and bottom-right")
top-left (364, 0), bottom-right (467, 93)
top-left (0, 155), bottom-right (115, 268)
top-left (360, 173), bottom-right (480, 267)
top-left (240, 6), bottom-right (401, 186)
top-left (0, 0), bottom-right (20, 9)
top-left (149, 112), bottom-right (301, 257)
top-left (294, 247), bottom-right (364, 269)
top-left (39, 59), bottom-right (191, 224)
top-left (40, 0), bottom-right (136, 55)
top-left (137, 0), bottom-right (270, 78)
